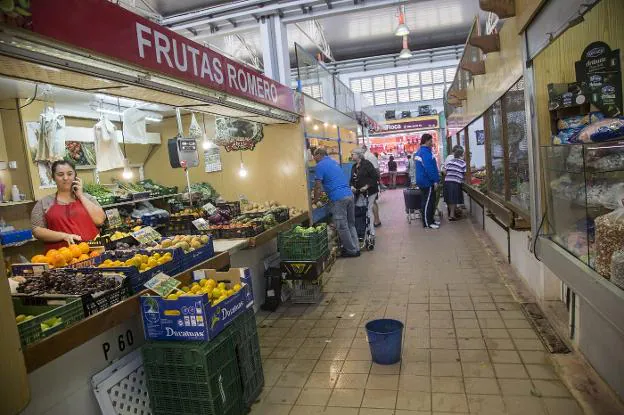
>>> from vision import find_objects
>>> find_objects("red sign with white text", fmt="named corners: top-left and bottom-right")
top-left (28, 0), bottom-right (295, 113)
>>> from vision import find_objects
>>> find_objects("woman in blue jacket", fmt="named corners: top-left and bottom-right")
top-left (414, 133), bottom-right (440, 229)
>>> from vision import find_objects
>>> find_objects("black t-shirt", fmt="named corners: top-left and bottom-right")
top-left (351, 160), bottom-right (379, 194)
top-left (388, 160), bottom-right (397, 172)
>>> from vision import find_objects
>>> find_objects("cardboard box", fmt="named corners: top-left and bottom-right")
top-left (548, 83), bottom-right (587, 110)
top-left (140, 267), bottom-right (253, 341)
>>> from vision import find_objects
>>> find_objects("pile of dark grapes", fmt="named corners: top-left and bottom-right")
top-left (17, 270), bottom-right (120, 296)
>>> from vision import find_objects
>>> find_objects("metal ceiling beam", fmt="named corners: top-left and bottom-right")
top-left (170, 0), bottom-right (410, 40)
top-left (160, 0), bottom-right (268, 25)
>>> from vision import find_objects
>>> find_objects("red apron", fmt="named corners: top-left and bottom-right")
top-left (44, 197), bottom-right (99, 252)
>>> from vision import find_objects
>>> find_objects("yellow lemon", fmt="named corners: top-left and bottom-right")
top-left (147, 258), bottom-right (158, 268)
top-left (207, 279), bottom-right (217, 288)
top-left (199, 279), bottom-right (208, 287)
top-left (217, 282), bottom-right (226, 290)
top-left (226, 289), bottom-right (234, 297)
top-left (181, 286), bottom-right (190, 293)
top-left (152, 253), bottom-right (161, 260)
top-left (191, 285), bottom-right (202, 294)
top-left (233, 283), bottom-right (242, 292)
top-left (166, 293), bottom-right (178, 300)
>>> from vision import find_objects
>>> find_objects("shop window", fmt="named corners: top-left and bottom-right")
top-left (409, 88), bottom-right (421, 101)
top-left (432, 69), bottom-right (445, 84)
top-left (361, 78), bottom-right (373, 92)
top-left (420, 70), bottom-right (433, 85)
top-left (486, 101), bottom-right (505, 196)
top-left (502, 78), bottom-right (530, 213)
top-left (384, 74), bottom-right (396, 89)
top-left (385, 90), bottom-right (397, 104)
top-left (374, 91), bottom-right (386, 105)
top-left (445, 67), bottom-right (456, 82)
top-left (398, 88), bottom-right (410, 103)
top-left (409, 72), bottom-right (420, 86)
top-left (397, 73), bottom-right (409, 88)
top-left (422, 85), bottom-right (434, 100)
top-left (373, 76), bottom-right (385, 91)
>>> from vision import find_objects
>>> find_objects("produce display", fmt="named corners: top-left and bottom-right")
top-left (16, 314), bottom-right (63, 332)
top-left (174, 277), bottom-right (243, 306)
top-left (83, 183), bottom-right (116, 205)
top-left (98, 251), bottom-right (173, 272)
top-left (595, 208), bottom-right (624, 279)
top-left (15, 270), bottom-right (120, 296)
top-left (31, 242), bottom-right (99, 268)
top-left (187, 182), bottom-right (219, 201)
top-left (153, 234), bottom-right (211, 253)
top-left (171, 208), bottom-right (204, 218)
top-left (138, 179), bottom-right (177, 196)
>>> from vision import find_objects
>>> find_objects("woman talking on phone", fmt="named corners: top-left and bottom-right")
top-left (31, 160), bottom-right (106, 251)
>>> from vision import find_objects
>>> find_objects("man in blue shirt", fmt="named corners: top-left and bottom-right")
top-left (312, 148), bottom-right (360, 257)
top-left (415, 133), bottom-right (440, 229)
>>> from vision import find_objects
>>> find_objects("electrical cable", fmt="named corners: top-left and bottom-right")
top-left (532, 210), bottom-right (548, 262)
top-left (0, 84), bottom-right (39, 110)
top-left (116, 97), bottom-right (127, 156)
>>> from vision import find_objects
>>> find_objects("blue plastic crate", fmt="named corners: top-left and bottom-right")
top-left (90, 248), bottom-right (184, 293)
top-left (0, 229), bottom-right (33, 245)
top-left (181, 236), bottom-right (215, 270)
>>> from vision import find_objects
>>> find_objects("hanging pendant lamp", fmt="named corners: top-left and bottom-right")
top-left (399, 35), bottom-right (412, 59)
top-left (395, 5), bottom-right (410, 36)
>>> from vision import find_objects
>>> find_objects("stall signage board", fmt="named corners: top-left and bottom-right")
top-left (26, 0), bottom-right (296, 113)
top-left (377, 115), bottom-right (439, 133)
top-left (575, 41), bottom-right (622, 117)
top-left (131, 226), bottom-right (161, 244)
top-left (105, 208), bottom-right (122, 228)
top-left (144, 272), bottom-right (180, 297)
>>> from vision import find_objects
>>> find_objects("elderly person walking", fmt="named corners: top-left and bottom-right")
top-left (312, 148), bottom-right (360, 257)
top-left (444, 146), bottom-right (467, 221)
top-left (350, 148), bottom-right (379, 240)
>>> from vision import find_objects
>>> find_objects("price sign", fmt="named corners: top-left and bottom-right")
top-left (192, 218), bottom-right (211, 231)
top-left (144, 272), bottom-right (180, 297)
top-left (105, 208), bottom-right (122, 228)
top-left (131, 226), bottom-right (162, 244)
top-left (203, 202), bottom-right (217, 215)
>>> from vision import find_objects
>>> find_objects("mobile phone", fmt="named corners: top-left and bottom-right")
top-left (72, 175), bottom-right (79, 194)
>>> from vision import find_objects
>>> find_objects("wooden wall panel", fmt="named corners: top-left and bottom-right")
top-left (533, 0), bottom-right (624, 146)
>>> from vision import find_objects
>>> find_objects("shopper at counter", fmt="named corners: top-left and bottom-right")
top-left (363, 145), bottom-right (382, 227)
top-left (444, 146), bottom-right (466, 221)
top-left (387, 155), bottom-right (398, 189)
top-left (313, 148), bottom-right (360, 257)
top-left (31, 160), bottom-right (106, 251)
top-left (350, 148), bottom-right (379, 238)
top-left (415, 133), bottom-right (440, 229)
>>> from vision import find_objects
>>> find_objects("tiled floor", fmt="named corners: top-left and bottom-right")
top-left (251, 190), bottom-right (585, 415)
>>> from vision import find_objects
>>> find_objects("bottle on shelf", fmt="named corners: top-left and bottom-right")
top-left (11, 185), bottom-right (20, 202)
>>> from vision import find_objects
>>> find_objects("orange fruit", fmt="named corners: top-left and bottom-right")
top-left (31, 254), bottom-right (47, 264)
top-left (46, 252), bottom-right (63, 268)
top-left (78, 254), bottom-right (89, 262)
top-left (78, 242), bottom-right (90, 255)
top-left (70, 258), bottom-right (79, 264)
top-left (58, 247), bottom-right (73, 262)
top-left (46, 248), bottom-right (59, 257)
top-left (89, 250), bottom-right (100, 258)
top-left (69, 245), bottom-right (82, 258)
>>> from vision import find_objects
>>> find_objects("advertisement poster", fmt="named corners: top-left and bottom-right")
top-left (476, 130), bottom-right (485, 145)
top-left (204, 148), bottom-right (222, 173)
top-left (575, 41), bottom-right (622, 117)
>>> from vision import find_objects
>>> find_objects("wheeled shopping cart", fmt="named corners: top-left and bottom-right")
top-left (355, 192), bottom-right (375, 250)
top-left (403, 187), bottom-right (422, 224)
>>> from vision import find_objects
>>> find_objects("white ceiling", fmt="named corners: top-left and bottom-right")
top-left (147, 0), bottom-right (486, 62)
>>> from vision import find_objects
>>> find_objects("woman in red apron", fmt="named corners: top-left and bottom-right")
top-left (31, 160), bottom-right (106, 252)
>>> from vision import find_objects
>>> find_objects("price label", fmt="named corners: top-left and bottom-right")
top-left (144, 272), bottom-right (180, 297)
top-left (131, 226), bottom-right (162, 244)
top-left (192, 218), bottom-right (211, 231)
top-left (105, 208), bottom-right (122, 228)
top-left (203, 202), bottom-right (217, 215)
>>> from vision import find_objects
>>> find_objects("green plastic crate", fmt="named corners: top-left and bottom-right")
top-left (232, 308), bottom-right (264, 408)
top-left (142, 327), bottom-right (244, 415)
top-left (278, 226), bottom-right (329, 261)
top-left (13, 296), bottom-right (85, 346)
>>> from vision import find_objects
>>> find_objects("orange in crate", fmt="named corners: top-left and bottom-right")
top-left (69, 245), bottom-right (82, 259)
top-left (78, 242), bottom-right (90, 255)
top-left (31, 254), bottom-right (47, 264)
top-left (58, 247), bottom-right (73, 263)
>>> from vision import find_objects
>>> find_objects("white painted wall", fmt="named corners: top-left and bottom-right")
top-left (467, 117), bottom-right (485, 169)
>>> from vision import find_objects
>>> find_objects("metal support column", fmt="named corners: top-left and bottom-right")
top-left (259, 15), bottom-right (291, 86)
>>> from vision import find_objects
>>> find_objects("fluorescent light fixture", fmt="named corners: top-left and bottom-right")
top-left (323, 122), bottom-right (328, 127)
top-left (96, 107), bottom-right (162, 122)
top-left (313, 125), bottom-right (319, 131)
top-left (122, 159), bottom-right (133, 180)
top-left (239, 162), bottom-right (248, 177)
top-left (305, 115), bottom-right (312, 122)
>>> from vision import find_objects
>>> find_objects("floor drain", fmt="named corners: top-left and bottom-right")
top-left (520, 303), bottom-right (571, 354)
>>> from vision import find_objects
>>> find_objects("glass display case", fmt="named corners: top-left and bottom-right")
top-left (542, 140), bottom-right (624, 275)
top-left (503, 79), bottom-right (530, 213)
top-left (486, 101), bottom-right (506, 197)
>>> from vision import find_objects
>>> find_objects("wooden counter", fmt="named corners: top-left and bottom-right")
top-left (23, 251), bottom-right (231, 373)
top-left (463, 184), bottom-right (529, 230)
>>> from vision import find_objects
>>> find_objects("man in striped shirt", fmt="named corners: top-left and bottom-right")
top-left (444, 146), bottom-right (467, 221)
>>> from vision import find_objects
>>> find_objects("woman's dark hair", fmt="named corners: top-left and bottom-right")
top-left (420, 133), bottom-right (433, 145)
top-left (389, 155), bottom-right (394, 161)
top-left (407, 154), bottom-right (411, 159)
top-left (51, 159), bottom-right (76, 175)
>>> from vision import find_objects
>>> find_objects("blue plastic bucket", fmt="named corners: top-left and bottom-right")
top-left (365, 319), bottom-right (404, 365)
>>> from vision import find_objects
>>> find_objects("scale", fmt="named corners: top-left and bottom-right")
top-left (167, 108), bottom-right (199, 206)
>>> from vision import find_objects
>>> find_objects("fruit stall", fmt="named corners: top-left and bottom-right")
top-left (0, 1), bottom-right (319, 414)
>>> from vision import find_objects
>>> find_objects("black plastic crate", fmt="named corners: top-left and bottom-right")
top-left (280, 254), bottom-right (329, 280)
top-left (80, 275), bottom-right (131, 316)
top-left (216, 201), bottom-right (241, 218)
top-left (220, 224), bottom-right (264, 239)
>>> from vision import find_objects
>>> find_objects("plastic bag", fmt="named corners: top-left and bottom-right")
top-left (188, 113), bottom-right (203, 139)
top-left (576, 118), bottom-right (624, 143)
top-left (595, 204), bottom-right (624, 278)
top-left (552, 127), bottom-right (584, 144)
top-left (557, 112), bottom-right (604, 130)
top-left (612, 250), bottom-right (624, 289)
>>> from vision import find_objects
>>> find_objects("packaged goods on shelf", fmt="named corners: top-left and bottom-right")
top-left (611, 251), bottom-right (624, 289)
top-left (140, 268), bottom-right (253, 342)
top-left (576, 118), bottom-right (624, 143)
top-left (557, 112), bottom-right (605, 130)
top-left (595, 207), bottom-right (624, 278)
